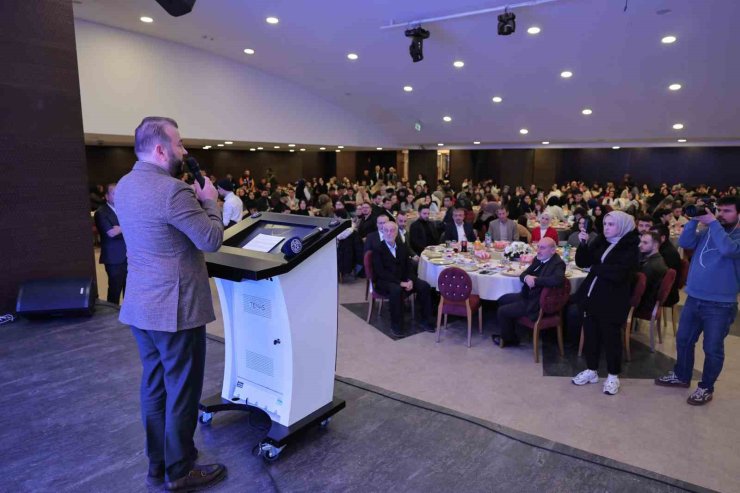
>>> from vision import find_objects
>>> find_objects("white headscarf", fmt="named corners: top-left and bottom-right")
top-left (603, 210), bottom-right (635, 244)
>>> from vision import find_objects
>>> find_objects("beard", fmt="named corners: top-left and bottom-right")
top-left (167, 151), bottom-right (183, 177)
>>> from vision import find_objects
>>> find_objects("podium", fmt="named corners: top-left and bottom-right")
top-left (199, 212), bottom-right (349, 461)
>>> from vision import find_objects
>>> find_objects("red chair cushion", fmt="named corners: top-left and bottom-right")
top-left (517, 314), bottom-right (560, 330)
top-left (441, 294), bottom-right (481, 317)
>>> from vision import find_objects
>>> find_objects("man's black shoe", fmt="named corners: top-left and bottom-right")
top-left (492, 335), bottom-right (520, 347)
top-left (146, 465), bottom-right (164, 487)
top-left (390, 327), bottom-right (404, 339)
top-left (165, 464), bottom-right (226, 491)
top-left (421, 320), bottom-right (437, 333)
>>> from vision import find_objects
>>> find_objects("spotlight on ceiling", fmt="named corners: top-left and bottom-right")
top-left (404, 26), bottom-right (430, 63)
top-left (497, 9), bottom-right (516, 36)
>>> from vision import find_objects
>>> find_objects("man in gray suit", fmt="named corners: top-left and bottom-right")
top-left (489, 207), bottom-right (518, 241)
top-left (116, 117), bottom-right (226, 491)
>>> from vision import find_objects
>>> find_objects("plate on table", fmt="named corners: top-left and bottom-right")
top-left (429, 258), bottom-right (454, 266)
top-left (459, 264), bottom-right (479, 272)
top-left (500, 268), bottom-right (525, 277)
top-left (424, 251), bottom-right (442, 259)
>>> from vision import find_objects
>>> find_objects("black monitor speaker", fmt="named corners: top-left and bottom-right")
top-left (16, 278), bottom-right (96, 318)
top-left (155, 0), bottom-right (196, 17)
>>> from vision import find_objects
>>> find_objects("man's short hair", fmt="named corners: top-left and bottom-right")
top-left (718, 196), bottom-right (739, 211)
top-left (418, 203), bottom-right (430, 213)
top-left (650, 223), bottom-right (670, 241)
top-left (454, 206), bottom-right (466, 214)
top-left (638, 215), bottom-right (654, 224)
top-left (642, 231), bottom-right (662, 245)
top-left (396, 210), bottom-right (407, 217)
top-left (134, 116), bottom-right (178, 156)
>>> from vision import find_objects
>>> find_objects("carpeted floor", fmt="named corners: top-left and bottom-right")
top-left (0, 304), bottom-right (710, 492)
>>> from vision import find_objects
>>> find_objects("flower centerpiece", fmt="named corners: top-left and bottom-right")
top-left (503, 241), bottom-right (533, 260)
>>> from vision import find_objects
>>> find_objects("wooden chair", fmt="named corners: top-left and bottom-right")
top-left (435, 267), bottom-right (482, 348)
top-left (662, 259), bottom-right (688, 336)
top-left (633, 269), bottom-right (677, 352)
top-left (622, 272), bottom-right (647, 361)
top-left (516, 278), bottom-right (571, 363)
top-left (363, 251), bottom-right (414, 323)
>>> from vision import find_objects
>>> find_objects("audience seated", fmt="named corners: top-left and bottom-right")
top-left (489, 208), bottom-right (518, 241)
top-left (567, 216), bottom-right (597, 247)
top-left (409, 204), bottom-right (439, 255)
top-left (637, 231), bottom-right (668, 315)
top-left (443, 207), bottom-right (476, 243)
top-left (364, 214), bottom-right (392, 253)
top-left (531, 212), bottom-right (559, 244)
top-left (650, 223), bottom-right (682, 307)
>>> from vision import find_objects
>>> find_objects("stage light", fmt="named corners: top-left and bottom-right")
top-left (404, 26), bottom-right (430, 63)
top-left (498, 10), bottom-right (516, 36)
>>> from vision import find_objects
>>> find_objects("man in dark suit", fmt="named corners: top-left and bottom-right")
top-left (372, 221), bottom-right (434, 337)
top-left (409, 204), bottom-right (439, 255)
top-left (651, 223), bottom-right (682, 307)
top-left (116, 117), bottom-right (226, 490)
top-left (494, 238), bottom-right (566, 346)
top-left (637, 231), bottom-right (668, 315)
top-left (364, 214), bottom-right (392, 253)
top-left (443, 207), bottom-right (477, 243)
top-left (94, 183), bottom-right (127, 304)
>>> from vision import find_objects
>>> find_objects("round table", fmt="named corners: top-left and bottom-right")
top-left (418, 251), bottom-right (587, 301)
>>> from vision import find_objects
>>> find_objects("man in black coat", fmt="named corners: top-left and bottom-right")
top-left (409, 204), bottom-right (439, 255)
top-left (371, 221), bottom-right (434, 337)
top-left (442, 207), bottom-right (477, 243)
top-left (493, 238), bottom-right (566, 346)
top-left (651, 223), bottom-right (682, 307)
top-left (637, 232), bottom-right (668, 315)
top-left (364, 214), bottom-right (393, 253)
top-left (94, 183), bottom-right (127, 304)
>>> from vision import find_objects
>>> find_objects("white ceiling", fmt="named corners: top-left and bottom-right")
top-left (73, 0), bottom-right (740, 149)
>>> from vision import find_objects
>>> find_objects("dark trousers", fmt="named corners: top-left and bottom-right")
top-left (375, 278), bottom-right (432, 329)
top-left (104, 262), bottom-right (127, 304)
top-left (497, 292), bottom-right (528, 342)
top-left (583, 314), bottom-right (622, 375)
top-left (131, 326), bottom-right (206, 482)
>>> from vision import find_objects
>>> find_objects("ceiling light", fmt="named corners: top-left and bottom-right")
top-left (243, 48), bottom-right (255, 55)
top-left (527, 26), bottom-right (541, 35)
top-left (519, 128), bottom-right (529, 135)
top-left (443, 116), bottom-right (452, 122)
top-left (347, 53), bottom-right (358, 61)
top-left (405, 26), bottom-right (430, 63)
top-left (612, 146), bottom-right (621, 150)
top-left (140, 16), bottom-right (154, 23)
top-left (250, 148), bottom-right (256, 151)
top-left (677, 139), bottom-right (687, 143)
top-left (668, 83), bottom-right (682, 91)
top-left (288, 144), bottom-right (295, 147)
top-left (403, 85), bottom-right (413, 92)
top-left (582, 108), bottom-right (593, 115)
top-left (319, 147), bottom-right (326, 150)
top-left (473, 141), bottom-right (481, 145)
top-left (300, 148), bottom-right (306, 151)
top-left (492, 96), bottom-right (503, 103)
top-left (672, 123), bottom-right (684, 130)
top-left (266, 17), bottom-right (279, 25)
top-left (202, 146), bottom-right (209, 149)
top-left (437, 143), bottom-right (444, 146)
top-left (336, 150), bottom-right (341, 153)
top-left (376, 147), bottom-right (383, 150)
top-left (497, 10), bottom-right (516, 36)
top-left (274, 145), bottom-right (280, 149)
top-left (542, 141), bottom-right (550, 145)
top-left (453, 60), bottom-right (465, 68)
top-left (224, 141), bottom-right (233, 145)
top-left (257, 147), bottom-right (264, 150)
top-left (217, 144), bottom-right (224, 147)
top-left (661, 35), bottom-right (677, 44)
top-left (338, 145), bottom-right (344, 149)
top-left (290, 149), bottom-right (295, 152)
top-left (560, 70), bottom-right (573, 78)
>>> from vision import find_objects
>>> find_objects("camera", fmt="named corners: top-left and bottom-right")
top-left (684, 199), bottom-right (716, 217)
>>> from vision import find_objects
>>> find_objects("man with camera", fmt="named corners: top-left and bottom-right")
top-left (655, 196), bottom-right (740, 405)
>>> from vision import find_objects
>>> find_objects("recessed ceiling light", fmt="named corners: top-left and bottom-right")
top-left (319, 147), bottom-right (326, 150)
top-left (582, 108), bottom-right (593, 115)
top-left (542, 141), bottom-right (550, 145)
top-left (437, 143), bottom-right (444, 146)
top-left (492, 96), bottom-right (503, 103)
top-left (202, 146), bottom-right (209, 149)
top-left (347, 53), bottom-right (358, 60)
top-left (249, 148), bottom-right (256, 151)
top-left (612, 146), bottom-right (621, 150)
top-left (661, 35), bottom-right (677, 44)
top-left (473, 141), bottom-right (481, 145)
top-left (300, 148), bottom-right (306, 151)
top-left (224, 141), bottom-right (233, 145)
top-left (453, 60), bottom-right (465, 68)
top-left (217, 144), bottom-right (224, 147)
top-left (677, 139), bottom-right (687, 143)
top-left (290, 149), bottom-right (295, 152)
top-left (338, 146), bottom-right (344, 149)
top-left (519, 128), bottom-right (529, 135)
top-left (140, 16), bottom-right (154, 23)
top-left (668, 83), bottom-right (682, 91)
top-left (336, 150), bottom-right (341, 153)
top-left (266, 17), bottom-right (279, 24)
top-left (274, 145), bottom-right (280, 148)
top-left (376, 147), bottom-right (383, 150)
top-left (673, 123), bottom-right (684, 130)
top-left (527, 26), bottom-right (541, 35)
top-left (403, 85), bottom-right (413, 92)
top-left (443, 116), bottom-right (452, 122)
top-left (243, 48), bottom-right (255, 55)
top-left (257, 147), bottom-right (263, 150)
top-left (560, 70), bottom-right (573, 78)
top-left (288, 144), bottom-right (295, 147)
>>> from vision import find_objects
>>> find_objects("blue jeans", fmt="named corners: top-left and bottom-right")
top-left (674, 296), bottom-right (737, 392)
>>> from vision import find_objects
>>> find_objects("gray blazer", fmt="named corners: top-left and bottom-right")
top-left (489, 218), bottom-right (518, 241)
top-left (116, 161), bottom-right (224, 332)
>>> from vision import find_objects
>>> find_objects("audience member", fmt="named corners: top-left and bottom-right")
top-left (94, 183), bottom-right (127, 304)
top-left (636, 231), bottom-right (668, 314)
top-left (409, 204), bottom-right (439, 255)
top-left (443, 207), bottom-right (476, 243)
top-left (531, 212), bottom-right (559, 244)
top-left (216, 178), bottom-right (243, 227)
top-left (489, 208), bottom-right (517, 241)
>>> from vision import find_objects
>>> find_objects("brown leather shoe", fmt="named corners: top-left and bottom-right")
top-left (165, 464), bottom-right (226, 491)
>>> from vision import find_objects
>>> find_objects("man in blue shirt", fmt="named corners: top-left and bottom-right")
top-left (655, 196), bottom-right (740, 405)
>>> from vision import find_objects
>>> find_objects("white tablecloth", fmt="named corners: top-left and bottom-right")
top-left (418, 255), bottom-right (587, 301)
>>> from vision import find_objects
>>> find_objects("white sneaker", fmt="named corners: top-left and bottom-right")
top-left (603, 375), bottom-right (620, 395)
top-left (572, 369), bottom-right (599, 386)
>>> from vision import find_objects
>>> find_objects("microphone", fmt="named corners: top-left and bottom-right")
top-left (185, 157), bottom-right (206, 188)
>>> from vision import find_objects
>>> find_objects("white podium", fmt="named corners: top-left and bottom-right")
top-left (200, 213), bottom-right (348, 461)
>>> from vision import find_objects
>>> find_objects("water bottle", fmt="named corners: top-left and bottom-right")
top-left (563, 244), bottom-right (571, 263)
top-left (484, 231), bottom-right (492, 248)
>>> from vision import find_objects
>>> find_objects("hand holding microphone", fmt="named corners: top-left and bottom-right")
top-left (186, 157), bottom-right (218, 202)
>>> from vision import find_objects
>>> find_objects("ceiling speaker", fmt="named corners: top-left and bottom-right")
top-left (154, 0), bottom-right (196, 17)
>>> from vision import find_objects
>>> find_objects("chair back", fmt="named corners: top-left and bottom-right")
top-left (363, 250), bottom-right (374, 283)
top-left (630, 272), bottom-right (647, 308)
top-left (437, 267), bottom-right (472, 302)
top-left (657, 269), bottom-right (677, 306)
top-left (677, 259), bottom-right (689, 290)
top-left (538, 278), bottom-right (571, 315)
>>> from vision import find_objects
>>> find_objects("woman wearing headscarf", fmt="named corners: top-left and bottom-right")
top-left (571, 211), bottom-right (640, 395)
